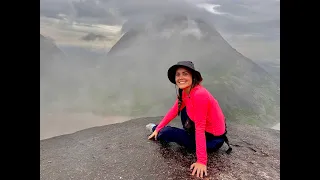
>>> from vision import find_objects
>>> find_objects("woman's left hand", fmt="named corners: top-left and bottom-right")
top-left (190, 162), bottom-right (207, 178)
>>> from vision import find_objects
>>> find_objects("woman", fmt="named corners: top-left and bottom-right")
top-left (146, 61), bottom-right (232, 178)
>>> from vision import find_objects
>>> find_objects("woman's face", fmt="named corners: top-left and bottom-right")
top-left (175, 67), bottom-right (193, 89)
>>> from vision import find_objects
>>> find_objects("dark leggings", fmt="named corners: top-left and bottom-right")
top-left (152, 107), bottom-right (224, 151)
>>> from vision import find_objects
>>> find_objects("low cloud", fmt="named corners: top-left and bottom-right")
top-left (40, 16), bottom-right (121, 49)
top-left (81, 33), bottom-right (108, 41)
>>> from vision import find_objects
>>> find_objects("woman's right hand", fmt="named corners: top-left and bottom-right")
top-left (148, 130), bottom-right (159, 140)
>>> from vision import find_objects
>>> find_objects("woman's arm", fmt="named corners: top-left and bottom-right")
top-left (193, 90), bottom-right (209, 165)
top-left (155, 99), bottom-right (184, 132)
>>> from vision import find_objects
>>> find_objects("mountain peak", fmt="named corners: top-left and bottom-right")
top-left (99, 15), bottom-right (279, 127)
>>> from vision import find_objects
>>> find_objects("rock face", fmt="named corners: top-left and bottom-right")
top-left (96, 14), bottom-right (280, 127)
top-left (40, 117), bottom-right (280, 180)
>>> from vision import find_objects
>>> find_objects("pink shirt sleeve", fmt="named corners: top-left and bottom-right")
top-left (192, 90), bottom-right (209, 165)
top-left (155, 99), bottom-right (185, 132)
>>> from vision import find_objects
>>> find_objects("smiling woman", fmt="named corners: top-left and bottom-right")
top-left (147, 61), bottom-right (232, 178)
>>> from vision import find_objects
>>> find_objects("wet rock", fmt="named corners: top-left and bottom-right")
top-left (40, 117), bottom-right (280, 180)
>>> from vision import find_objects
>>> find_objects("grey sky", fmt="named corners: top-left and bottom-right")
top-left (40, 0), bottom-right (279, 63)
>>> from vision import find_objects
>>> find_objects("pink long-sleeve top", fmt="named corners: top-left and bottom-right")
top-left (155, 84), bottom-right (226, 165)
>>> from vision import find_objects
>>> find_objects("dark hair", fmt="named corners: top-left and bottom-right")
top-left (177, 75), bottom-right (201, 116)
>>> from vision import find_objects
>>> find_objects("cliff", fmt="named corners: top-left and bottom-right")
top-left (40, 117), bottom-right (280, 180)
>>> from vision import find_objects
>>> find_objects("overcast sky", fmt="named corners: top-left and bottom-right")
top-left (40, 0), bottom-right (279, 63)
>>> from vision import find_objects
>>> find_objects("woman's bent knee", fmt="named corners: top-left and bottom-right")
top-left (157, 126), bottom-right (174, 138)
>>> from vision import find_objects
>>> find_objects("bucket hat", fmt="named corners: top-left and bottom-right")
top-left (167, 61), bottom-right (203, 84)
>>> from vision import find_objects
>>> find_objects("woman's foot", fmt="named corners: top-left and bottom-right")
top-left (146, 123), bottom-right (156, 132)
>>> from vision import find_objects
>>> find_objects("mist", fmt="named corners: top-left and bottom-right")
top-left (40, 0), bottom-right (280, 140)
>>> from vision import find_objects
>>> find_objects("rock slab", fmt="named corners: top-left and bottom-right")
top-left (40, 117), bottom-right (280, 180)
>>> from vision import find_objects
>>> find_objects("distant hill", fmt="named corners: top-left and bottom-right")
top-left (95, 14), bottom-right (279, 127)
top-left (40, 34), bottom-right (70, 111)
top-left (40, 34), bottom-right (65, 77)
top-left (40, 34), bottom-right (107, 113)
top-left (40, 34), bottom-right (64, 59)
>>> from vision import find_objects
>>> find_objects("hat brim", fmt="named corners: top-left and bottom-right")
top-left (167, 64), bottom-right (203, 84)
